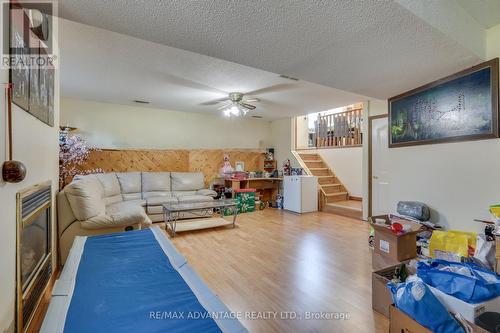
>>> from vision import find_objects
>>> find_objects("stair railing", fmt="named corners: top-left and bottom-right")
top-left (314, 108), bottom-right (363, 148)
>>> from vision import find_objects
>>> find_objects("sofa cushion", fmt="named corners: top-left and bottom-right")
top-left (122, 199), bottom-right (146, 207)
top-left (146, 196), bottom-right (177, 215)
top-left (107, 201), bottom-right (151, 226)
top-left (146, 196), bottom-right (178, 206)
top-left (79, 214), bottom-right (114, 229)
top-left (172, 191), bottom-right (197, 197)
top-left (65, 177), bottom-right (105, 221)
top-left (80, 201), bottom-right (151, 229)
top-left (142, 172), bottom-right (171, 198)
top-left (171, 172), bottom-right (204, 191)
top-left (177, 195), bottom-right (214, 203)
top-left (195, 189), bottom-right (218, 197)
top-left (116, 172), bottom-right (142, 200)
top-left (95, 173), bottom-right (122, 205)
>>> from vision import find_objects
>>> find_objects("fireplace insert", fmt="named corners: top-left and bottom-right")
top-left (16, 181), bottom-right (52, 333)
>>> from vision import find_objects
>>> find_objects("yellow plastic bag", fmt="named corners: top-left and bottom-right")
top-left (429, 230), bottom-right (477, 259)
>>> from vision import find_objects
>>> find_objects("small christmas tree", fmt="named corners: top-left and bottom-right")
top-left (59, 128), bottom-right (102, 189)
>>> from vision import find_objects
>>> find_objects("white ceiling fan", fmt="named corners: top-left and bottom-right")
top-left (200, 84), bottom-right (297, 117)
top-left (215, 92), bottom-right (259, 117)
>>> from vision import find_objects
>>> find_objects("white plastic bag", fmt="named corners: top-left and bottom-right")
top-left (474, 234), bottom-right (496, 270)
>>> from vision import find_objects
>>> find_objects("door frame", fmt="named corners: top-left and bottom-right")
top-left (368, 114), bottom-right (388, 217)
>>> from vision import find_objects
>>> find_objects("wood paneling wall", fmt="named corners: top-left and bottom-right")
top-left (77, 149), bottom-right (266, 185)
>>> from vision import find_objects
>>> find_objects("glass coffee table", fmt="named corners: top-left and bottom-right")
top-left (162, 199), bottom-right (238, 237)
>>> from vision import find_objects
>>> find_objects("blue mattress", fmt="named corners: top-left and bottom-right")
top-left (41, 227), bottom-right (247, 333)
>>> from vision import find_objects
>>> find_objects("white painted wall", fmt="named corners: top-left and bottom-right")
top-left (0, 45), bottom-right (60, 333)
top-left (310, 147), bottom-right (363, 198)
top-left (60, 97), bottom-right (272, 149)
top-left (365, 28), bottom-right (500, 231)
top-left (487, 23), bottom-right (500, 59)
top-left (60, 98), bottom-right (303, 172)
top-left (295, 115), bottom-right (309, 149)
top-left (270, 118), bottom-right (300, 169)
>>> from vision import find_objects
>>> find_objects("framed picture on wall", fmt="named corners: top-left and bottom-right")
top-left (389, 58), bottom-right (499, 148)
top-left (235, 161), bottom-right (245, 172)
top-left (39, 48), bottom-right (55, 126)
top-left (9, 3), bottom-right (30, 111)
top-left (8, 1), bottom-right (55, 127)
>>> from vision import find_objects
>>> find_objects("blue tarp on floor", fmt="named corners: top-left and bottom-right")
top-left (64, 229), bottom-right (222, 333)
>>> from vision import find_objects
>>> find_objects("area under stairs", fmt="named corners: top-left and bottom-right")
top-left (294, 151), bottom-right (363, 219)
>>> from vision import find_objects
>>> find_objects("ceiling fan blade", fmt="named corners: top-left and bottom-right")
top-left (242, 97), bottom-right (260, 103)
top-left (154, 71), bottom-right (227, 95)
top-left (240, 103), bottom-right (256, 110)
top-left (246, 83), bottom-right (297, 96)
top-left (257, 98), bottom-right (294, 110)
top-left (200, 98), bottom-right (229, 106)
top-left (217, 101), bottom-right (233, 110)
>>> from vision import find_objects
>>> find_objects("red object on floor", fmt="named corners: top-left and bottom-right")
top-left (234, 188), bottom-right (256, 193)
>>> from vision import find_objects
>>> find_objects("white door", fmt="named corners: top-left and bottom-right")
top-left (371, 117), bottom-right (391, 215)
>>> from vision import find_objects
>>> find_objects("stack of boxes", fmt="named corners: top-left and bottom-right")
top-left (224, 188), bottom-right (256, 215)
top-left (370, 215), bottom-right (423, 318)
top-left (370, 214), bottom-right (500, 329)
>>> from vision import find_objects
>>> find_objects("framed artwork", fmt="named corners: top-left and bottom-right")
top-left (235, 162), bottom-right (245, 172)
top-left (9, 2), bottom-right (54, 127)
top-left (38, 48), bottom-right (54, 126)
top-left (9, 3), bottom-right (30, 111)
top-left (389, 58), bottom-right (499, 148)
top-left (29, 44), bottom-right (44, 123)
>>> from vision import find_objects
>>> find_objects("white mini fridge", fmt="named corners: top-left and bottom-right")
top-left (283, 175), bottom-right (318, 213)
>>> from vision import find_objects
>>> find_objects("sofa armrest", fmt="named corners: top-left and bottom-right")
top-left (196, 189), bottom-right (218, 197)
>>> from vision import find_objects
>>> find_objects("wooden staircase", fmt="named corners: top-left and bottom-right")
top-left (294, 151), bottom-right (362, 219)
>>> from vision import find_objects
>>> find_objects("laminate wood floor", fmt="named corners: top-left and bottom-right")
top-left (169, 209), bottom-right (389, 333)
top-left (31, 209), bottom-right (388, 333)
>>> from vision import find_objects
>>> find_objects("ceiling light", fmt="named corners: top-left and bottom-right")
top-left (222, 102), bottom-right (250, 117)
top-left (133, 100), bottom-right (150, 104)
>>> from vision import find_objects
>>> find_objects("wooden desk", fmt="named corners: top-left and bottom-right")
top-left (224, 178), bottom-right (283, 203)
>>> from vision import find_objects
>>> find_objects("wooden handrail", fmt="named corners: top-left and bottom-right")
top-left (314, 108), bottom-right (363, 148)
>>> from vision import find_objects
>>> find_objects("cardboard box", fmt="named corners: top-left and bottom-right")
top-left (372, 265), bottom-right (397, 317)
top-left (370, 215), bottom-right (422, 262)
top-left (389, 305), bottom-right (432, 333)
top-left (389, 305), bottom-right (488, 333)
top-left (428, 285), bottom-right (500, 324)
top-left (372, 251), bottom-right (401, 271)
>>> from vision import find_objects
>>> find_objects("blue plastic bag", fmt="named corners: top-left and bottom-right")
top-left (417, 259), bottom-right (500, 303)
top-left (388, 278), bottom-right (464, 333)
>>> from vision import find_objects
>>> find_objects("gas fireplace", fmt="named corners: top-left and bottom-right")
top-left (16, 182), bottom-right (52, 333)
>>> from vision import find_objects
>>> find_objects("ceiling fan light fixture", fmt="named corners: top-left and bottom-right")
top-left (222, 102), bottom-right (250, 117)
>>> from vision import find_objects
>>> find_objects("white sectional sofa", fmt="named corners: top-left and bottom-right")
top-left (58, 172), bottom-right (216, 263)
